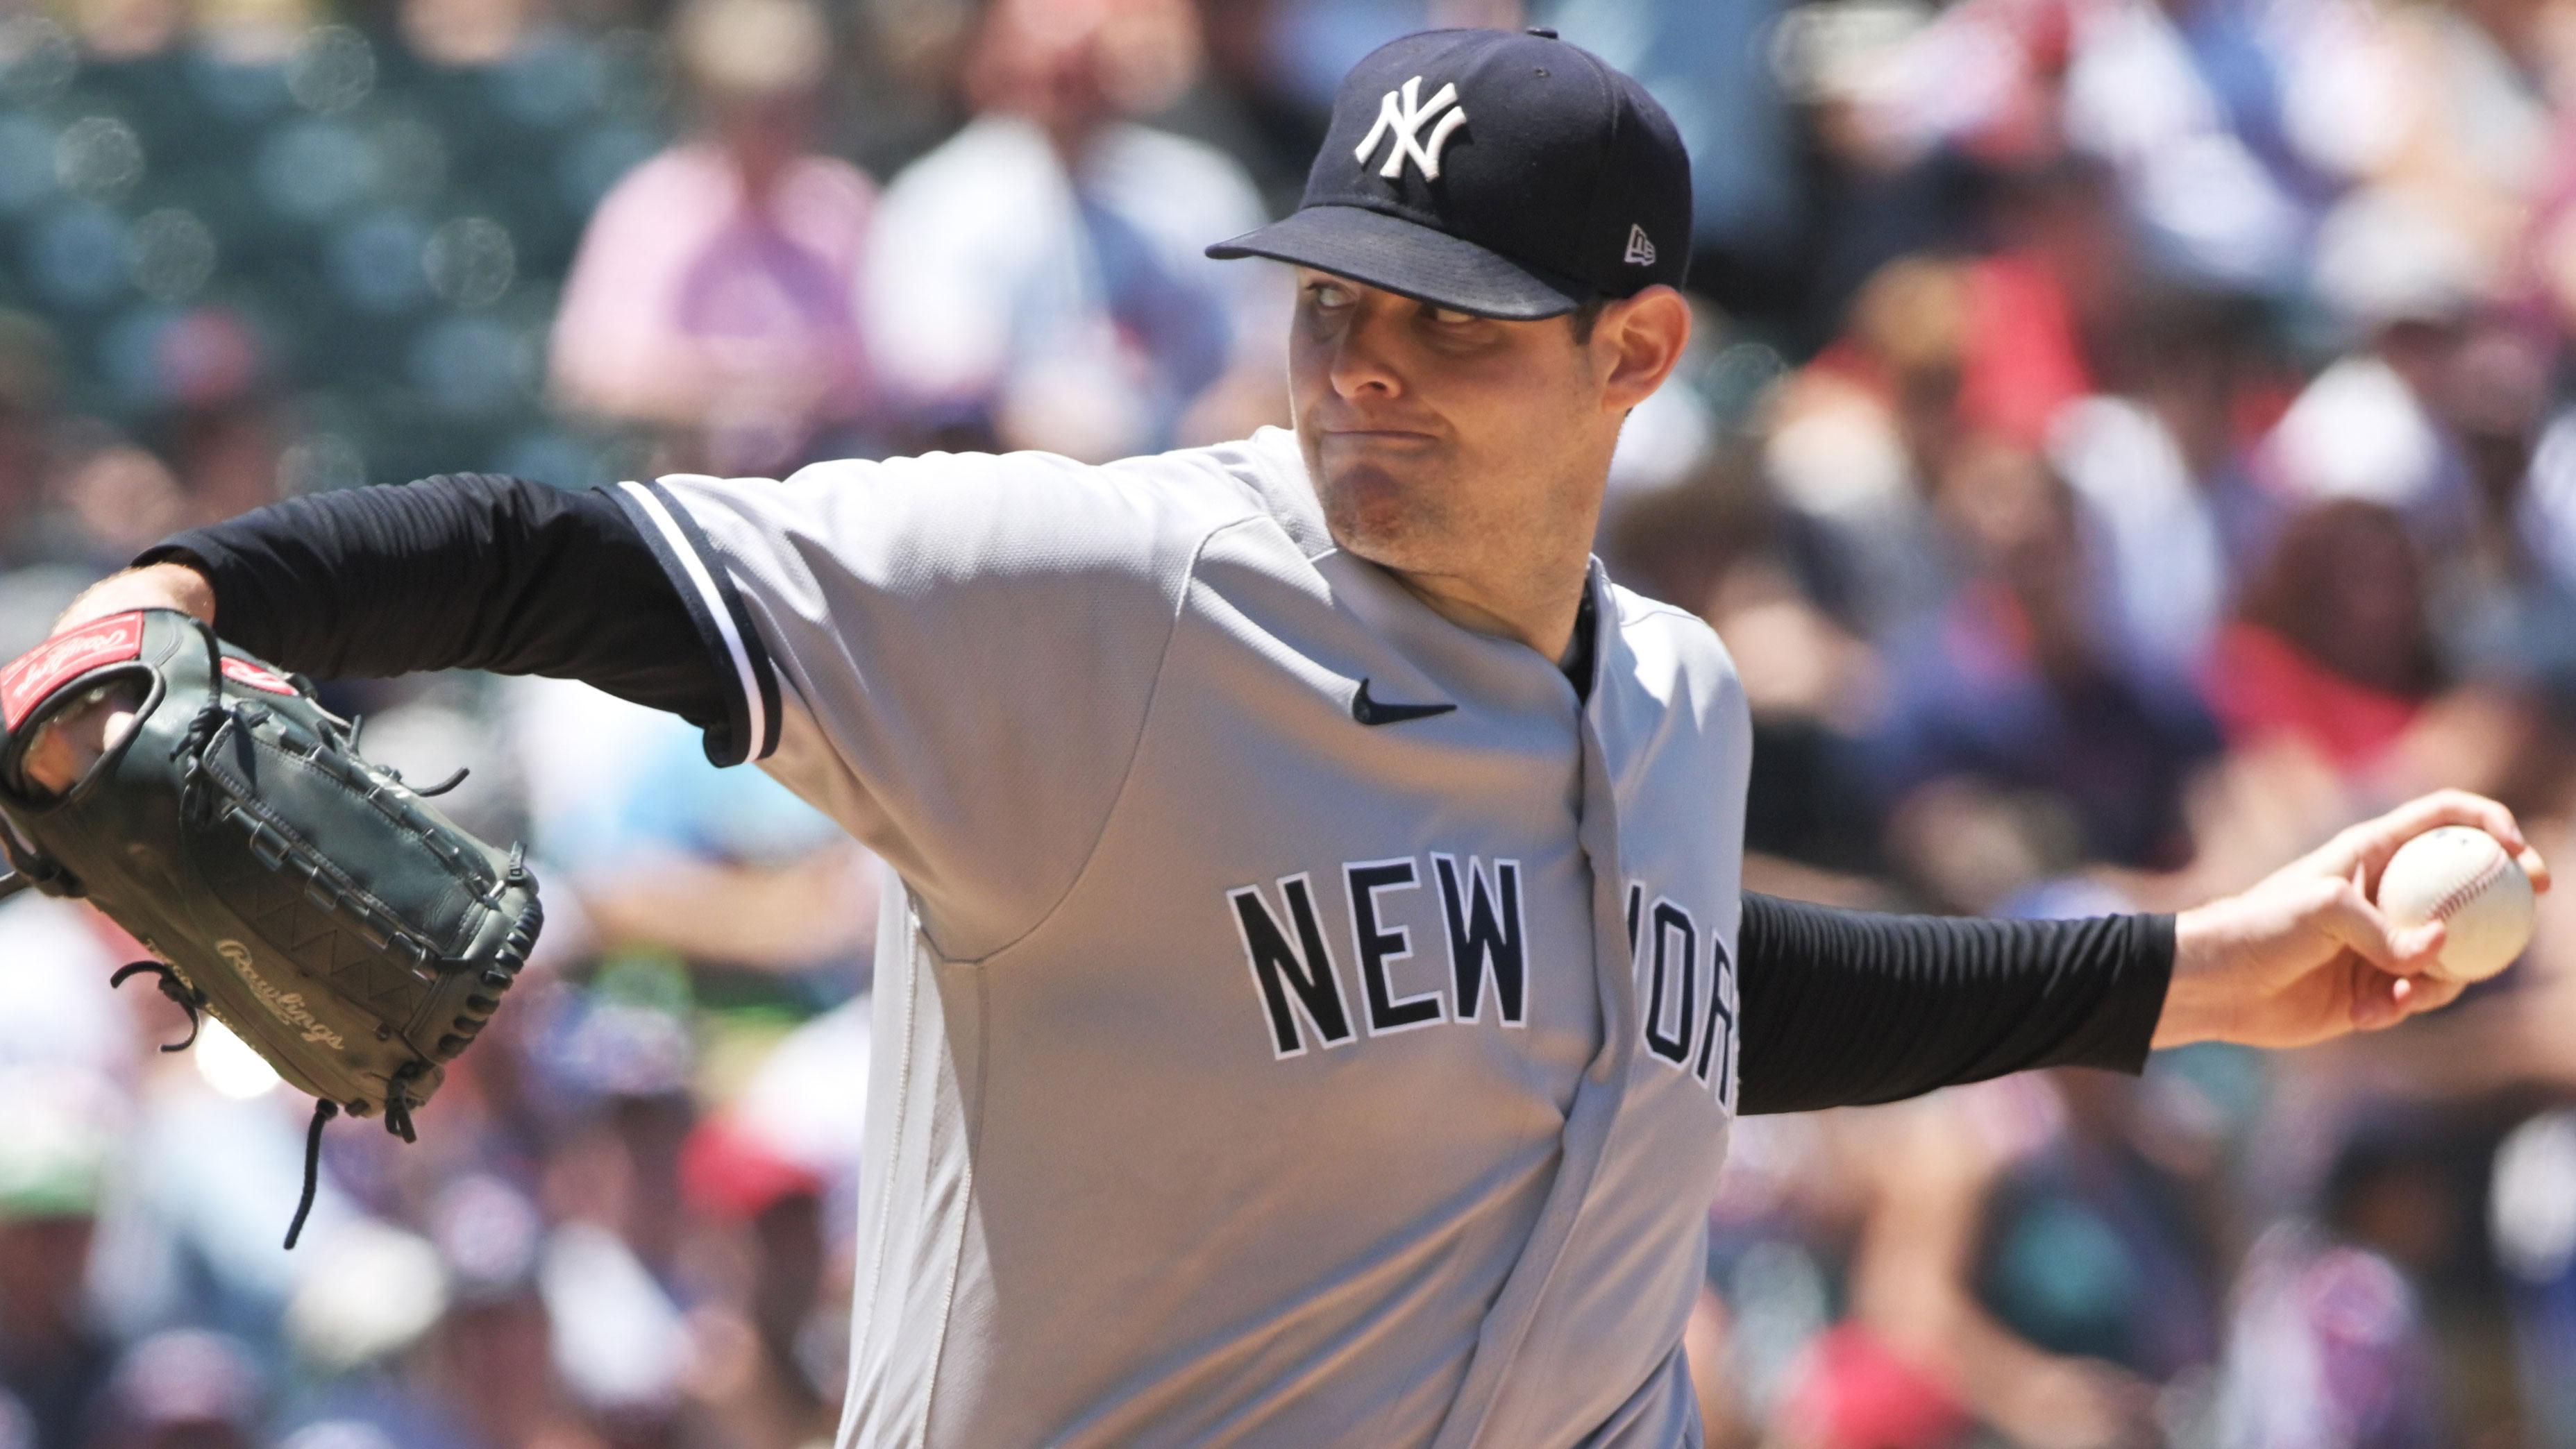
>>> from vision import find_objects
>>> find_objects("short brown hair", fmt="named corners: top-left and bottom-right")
top-left (1567, 296), bottom-right (1611, 345)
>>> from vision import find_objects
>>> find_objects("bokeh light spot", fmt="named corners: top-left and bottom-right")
top-left (287, 25), bottom-right (377, 114)
top-left (55, 115), bottom-right (144, 198)
top-left (127, 207), bottom-right (218, 301)
top-left (423, 216), bottom-right (514, 308)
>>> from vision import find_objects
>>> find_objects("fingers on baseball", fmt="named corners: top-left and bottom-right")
top-left (2338, 790), bottom-right (2542, 895)
top-left (2520, 844), bottom-right (2553, 895)
top-left (2309, 876), bottom-right (2445, 978)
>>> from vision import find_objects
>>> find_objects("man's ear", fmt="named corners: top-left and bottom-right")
top-left (1597, 286), bottom-right (1692, 413)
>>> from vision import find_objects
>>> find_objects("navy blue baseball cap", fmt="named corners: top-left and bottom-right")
top-left (1206, 28), bottom-right (1692, 320)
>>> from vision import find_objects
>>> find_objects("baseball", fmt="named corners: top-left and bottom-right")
top-left (2375, 825), bottom-right (2536, 983)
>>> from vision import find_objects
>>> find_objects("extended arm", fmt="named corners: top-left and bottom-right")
top-left (1738, 790), bottom-right (2554, 1116)
top-left (54, 475), bottom-right (762, 756)
top-left (137, 474), bottom-right (727, 723)
top-left (30, 474), bottom-right (758, 792)
top-left (1734, 895), bottom-right (2173, 1116)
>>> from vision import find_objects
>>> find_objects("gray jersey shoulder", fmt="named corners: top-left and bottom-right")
top-left (628, 430), bottom-right (1329, 959)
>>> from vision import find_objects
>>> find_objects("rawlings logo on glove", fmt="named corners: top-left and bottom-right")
top-left (219, 940), bottom-right (349, 1051)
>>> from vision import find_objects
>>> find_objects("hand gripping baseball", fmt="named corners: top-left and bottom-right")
top-left (2162, 791), bottom-right (2552, 1049)
top-left (0, 606), bottom-right (541, 1247)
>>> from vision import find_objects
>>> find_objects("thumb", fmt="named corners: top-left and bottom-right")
top-left (2308, 876), bottom-right (2446, 977)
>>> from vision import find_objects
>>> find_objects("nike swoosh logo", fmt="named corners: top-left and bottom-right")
top-left (1352, 679), bottom-right (1457, 727)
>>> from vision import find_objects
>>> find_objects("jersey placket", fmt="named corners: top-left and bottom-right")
top-left (1426, 572), bottom-right (1647, 1449)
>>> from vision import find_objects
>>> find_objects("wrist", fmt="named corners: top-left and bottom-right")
top-left (2154, 901), bottom-right (2232, 1049)
top-left (54, 561), bottom-right (215, 634)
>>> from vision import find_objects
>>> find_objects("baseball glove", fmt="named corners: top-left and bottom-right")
top-left (0, 609), bottom-right (541, 1247)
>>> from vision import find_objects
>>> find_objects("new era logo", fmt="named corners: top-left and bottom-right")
top-left (1624, 223), bottom-right (1657, 267)
top-left (1356, 75), bottom-right (1467, 182)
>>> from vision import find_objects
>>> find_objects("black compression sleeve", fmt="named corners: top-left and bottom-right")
top-left (1735, 893), bottom-right (2175, 1116)
top-left (136, 475), bottom-right (730, 731)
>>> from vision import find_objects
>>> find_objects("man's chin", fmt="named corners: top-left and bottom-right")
top-left (1318, 491), bottom-right (1444, 572)
top-left (1299, 438), bottom-right (1448, 552)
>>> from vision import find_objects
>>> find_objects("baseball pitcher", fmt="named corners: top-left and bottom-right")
top-left (10, 28), bottom-right (2548, 1449)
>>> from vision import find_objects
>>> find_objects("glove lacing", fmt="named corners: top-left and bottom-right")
top-left (280, 1062), bottom-right (425, 1251)
top-left (109, 961), bottom-right (205, 1051)
top-left (167, 702), bottom-right (232, 829)
top-left (285, 1100), bottom-right (336, 1251)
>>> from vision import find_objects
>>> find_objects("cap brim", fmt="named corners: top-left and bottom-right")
top-left (1206, 205), bottom-right (1592, 320)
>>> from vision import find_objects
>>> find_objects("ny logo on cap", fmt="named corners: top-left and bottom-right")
top-left (1355, 75), bottom-right (1467, 182)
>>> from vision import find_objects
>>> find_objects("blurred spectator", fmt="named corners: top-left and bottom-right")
top-left (1852, 0), bottom-right (2352, 291)
top-left (1774, 1319), bottom-right (1973, 1449)
top-left (550, 0), bottom-right (882, 477)
top-left (2049, 289), bottom-right (2282, 684)
top-left (860, 0), bottom-right (1282, 459)
top-left (1820, 1078), bottom-right (2193, 1449)
top-left (2205, 500), bottom-right (2437, 775)
top-left (92, 1330), bottom-right (262, 1449)
top-left (2429, 320), bottom-right (2576, 720)
top-left (1956, 160), bottom-right (2130, 452)
top-left (2479, 412), bottom-right (2576, 713)
top-left (2217, 1128), bottom-right (2455, 1449)
top-left (678, 1116), bottom-right (836, 1443)
top-left (1761, 255), bottom-right (1970, 641)
top-left (2264, 189), bottom-right (2489, 547)
top-left (2320, 0), bottom-right (2557, 288)
top-left (1972, 1073), bottom-right (2224, 1391)
top-left (1863, 438), bottom-right (2220, 895)
top-left (0, 1071), bottom-right (117, 1446)
top-left (2495, 1108), bottom-right (2576, 1447)
top-left (0, 316), bottom-right (60, 564)
top-left (503, 676), bottom-right (873, 975)
top-left (399, 0), bottom-right (544, 70)
top-left (0, 893), bottom-right (133, 1081)
top-left (50, 439), bottom-right (188, 569)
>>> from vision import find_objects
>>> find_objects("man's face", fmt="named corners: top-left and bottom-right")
top-left (1288, 269), bottom-right (1619, 590)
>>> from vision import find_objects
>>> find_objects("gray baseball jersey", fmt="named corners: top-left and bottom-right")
top-left (623, 423), bottom-right (1751, 1448)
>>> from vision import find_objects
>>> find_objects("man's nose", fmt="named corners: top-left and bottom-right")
top-left (1325, 305), bottom-right (1406, 400)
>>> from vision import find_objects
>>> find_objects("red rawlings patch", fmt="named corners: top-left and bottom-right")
top-left (0, 613), bottom-right (146, 731)
top-left (220, 656), bottom-right (298, 696)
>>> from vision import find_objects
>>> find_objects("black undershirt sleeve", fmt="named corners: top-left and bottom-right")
top-left (136, 473), bottom-right (729, 731)
top-left (1733, 893), bottom-right (2175, 1116)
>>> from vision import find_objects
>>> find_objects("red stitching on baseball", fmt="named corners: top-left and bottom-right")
top-left (2426, 846), bottom-right (2511, 924)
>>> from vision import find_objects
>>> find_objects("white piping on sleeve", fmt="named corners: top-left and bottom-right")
top-left (618, 480), bottom-right (768, 761)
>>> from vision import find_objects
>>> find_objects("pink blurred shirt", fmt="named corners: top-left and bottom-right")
top-left (551, 143), bottom-right (877, 458)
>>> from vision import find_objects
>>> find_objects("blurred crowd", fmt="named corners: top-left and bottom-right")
top-left (9, 0), bottom-right (2576, 1444)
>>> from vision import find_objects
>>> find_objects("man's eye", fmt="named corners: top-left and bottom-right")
top-left (1426, 305), bottom-right (1476, 325)
top-left (1307, 283), bottom-right (1353, 310)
